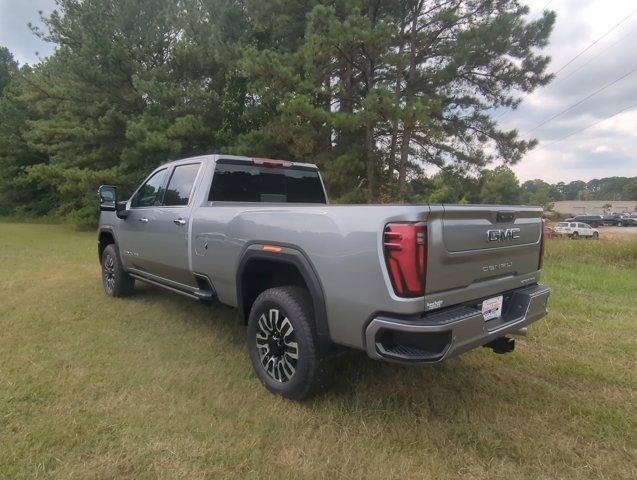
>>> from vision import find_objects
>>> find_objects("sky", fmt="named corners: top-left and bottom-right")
top-left (0, 0), bottom-right (55, 65)
top-left (1, 0), bottom-right (636, 184)
top-left (502, 0), bottom-right (637, 183)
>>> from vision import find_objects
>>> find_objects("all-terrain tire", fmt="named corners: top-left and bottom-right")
top-left (247, 286), bottom-right (329, 400)
top-left (101, 244), bottom-right (135, 297)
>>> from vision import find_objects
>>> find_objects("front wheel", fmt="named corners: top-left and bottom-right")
top-left (101, 244), bottom-right (135, 297)
top-left (593, 231), bottom-right (599, 239)
top-left (247, 286), bottom-right (329, 400)
top-left (617, 221), bottom-right (623, 227)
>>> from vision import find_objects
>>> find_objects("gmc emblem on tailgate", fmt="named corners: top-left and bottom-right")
top-left (486, 228), bottom-right (521, 242)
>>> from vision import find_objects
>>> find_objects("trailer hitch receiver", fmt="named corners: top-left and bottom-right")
top-left (485, 336), bottom-right (515, 354)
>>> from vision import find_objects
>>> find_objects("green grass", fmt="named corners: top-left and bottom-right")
top-left (545, 233), bottom-right (637, 269)
top-left (0, 223), bottom-right (635, 479)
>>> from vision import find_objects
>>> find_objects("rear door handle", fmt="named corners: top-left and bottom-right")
top-left (139, 217), bottom-right (149, 223)
top-left (173, 218), bottom-right (187, 226)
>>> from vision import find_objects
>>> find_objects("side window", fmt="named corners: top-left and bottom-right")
top-left (131, 169), bottom-right (167, 208)
top-left (163, 163), bottom-right (201, 206)
top-left (578, 223), bottom-right (588, 228)
top-left (569, 223), bottom-right (576, 228)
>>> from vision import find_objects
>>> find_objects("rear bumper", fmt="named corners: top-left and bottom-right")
top-left (364, 284), bottom-right (550, 363)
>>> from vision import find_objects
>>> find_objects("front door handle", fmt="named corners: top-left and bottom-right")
top-left (173, 218), bottom-right (187, 226)
top-left (139, 217), bottom-right (149, 223)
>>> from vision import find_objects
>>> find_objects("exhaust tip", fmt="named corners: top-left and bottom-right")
top-left (510, 327), bottom-right (528, 337)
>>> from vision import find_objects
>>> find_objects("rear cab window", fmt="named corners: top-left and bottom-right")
top-left (163, 163), bottom-right (200, 206)
top-left (209, 159), bottom-right (326, 204)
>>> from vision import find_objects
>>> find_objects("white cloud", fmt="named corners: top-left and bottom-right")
top-left (510, 0), bottom-right (637, 182)
top-left (1, 0), bottom-right (636, 183)
top-left (0, 0), bottom-right (56, 65)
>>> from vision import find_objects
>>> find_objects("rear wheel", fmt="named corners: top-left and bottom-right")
top-left (101, 244), bottom-right (135, 297)
top-left (571, 231), bottom-right (579, 239)
top-left (247, 286), bottom-right (328, 400)
top-left (618, 221), bottom-right (623, 227)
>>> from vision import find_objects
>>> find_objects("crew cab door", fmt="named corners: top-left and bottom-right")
top-left (119, 162), bottom-right (202, 287)
top-left (118, 167), bottom-right (169, 275)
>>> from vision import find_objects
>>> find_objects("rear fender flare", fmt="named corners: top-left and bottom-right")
top-left (236, 244), bottom-right (331, 351)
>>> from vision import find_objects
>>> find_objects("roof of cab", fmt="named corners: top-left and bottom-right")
top-left (161, 154), bottom-right (319, 170)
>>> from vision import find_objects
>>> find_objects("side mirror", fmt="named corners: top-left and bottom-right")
top-left (98, 185), bottom-right (129, 219)
top-left (98, 185), bottom-right (117, 211)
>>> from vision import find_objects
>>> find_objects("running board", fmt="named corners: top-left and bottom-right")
top-left (193, 289), bottom-right (215, 302)
top-left (129, 273), bottom-right (215, 302)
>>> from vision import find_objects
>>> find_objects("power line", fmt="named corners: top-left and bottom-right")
top-left (539, 0), bottom-right (554, 11)
top-left (526, 65), bottom-right (637, 133)
top-left (495, 7), bottom-right (637, 121)
top-left (549, 24), bottom-right (637, 90)
top-left (537, 101), bottom-right (637, 151)
top-left (552, 7), bottom-right (637, 76)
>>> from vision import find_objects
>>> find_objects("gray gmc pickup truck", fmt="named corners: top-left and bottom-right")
top-left (98, 154), bottom-right (550, 399)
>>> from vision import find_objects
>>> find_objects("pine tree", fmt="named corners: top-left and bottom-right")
top-left (0, 0), bottom-right (556, 224)
top-left (0, 48), bottom-right (55, 215)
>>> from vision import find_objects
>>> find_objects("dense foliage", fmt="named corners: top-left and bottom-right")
top-left (0, 0), bottom-right (562, 226)
top-left (409, 169), bottom-right (637, 210)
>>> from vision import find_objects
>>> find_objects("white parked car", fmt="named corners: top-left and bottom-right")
top-left (554, 222), bottom-right (599, 239)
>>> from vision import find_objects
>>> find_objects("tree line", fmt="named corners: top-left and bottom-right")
top-left (414, 169), bottom-right (637, 210)
top-left (0, 0), bottom-right (558, 227)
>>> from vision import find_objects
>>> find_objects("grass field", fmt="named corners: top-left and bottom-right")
top-left (0, 222), bottom-right (635, 479)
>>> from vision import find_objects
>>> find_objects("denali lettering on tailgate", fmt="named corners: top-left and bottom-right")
top-left (482, 261), bottom-right (513, 272)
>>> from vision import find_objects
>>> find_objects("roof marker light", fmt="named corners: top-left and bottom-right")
top-left (252, 158), bottom-right (293, 168)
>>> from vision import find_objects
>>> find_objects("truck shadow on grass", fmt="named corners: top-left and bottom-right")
top-left (131, 282), bottom-right (552, 418)
top-left (112, 283), bottom-right (617, 470)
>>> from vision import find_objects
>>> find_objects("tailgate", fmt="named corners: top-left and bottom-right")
top-left (425, 205), bottom-right (543, 298)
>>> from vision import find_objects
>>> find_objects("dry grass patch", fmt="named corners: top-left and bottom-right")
top-left (0, 222), bottom-right (635, 479)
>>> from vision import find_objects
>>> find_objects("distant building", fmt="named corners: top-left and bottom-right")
top-left (551, 200), bottom-right (637, 215)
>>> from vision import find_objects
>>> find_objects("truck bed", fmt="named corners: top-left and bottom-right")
top-left (190, 201), bottom-right (543, 350)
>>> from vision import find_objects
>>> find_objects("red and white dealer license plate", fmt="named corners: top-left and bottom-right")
top-left (482, 295), bottom-right (503, 321)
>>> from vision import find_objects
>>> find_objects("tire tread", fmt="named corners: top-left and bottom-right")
top-left (102, 244), bottom-right (135, 297)
top-left (247, 286), bottom-right (330, 400)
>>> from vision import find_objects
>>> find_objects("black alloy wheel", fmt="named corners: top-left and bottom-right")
top-left (255, 307), bottom-right (299, 383)
top-left (247, 286), bottom-right (329, 400)
top-left (101, 244), bottom-right (135, 297)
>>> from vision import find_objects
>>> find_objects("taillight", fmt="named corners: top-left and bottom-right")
top-left (383, 223), bottom-right (427, 297)
top-left (538, 219), bottom-right (546, 270)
